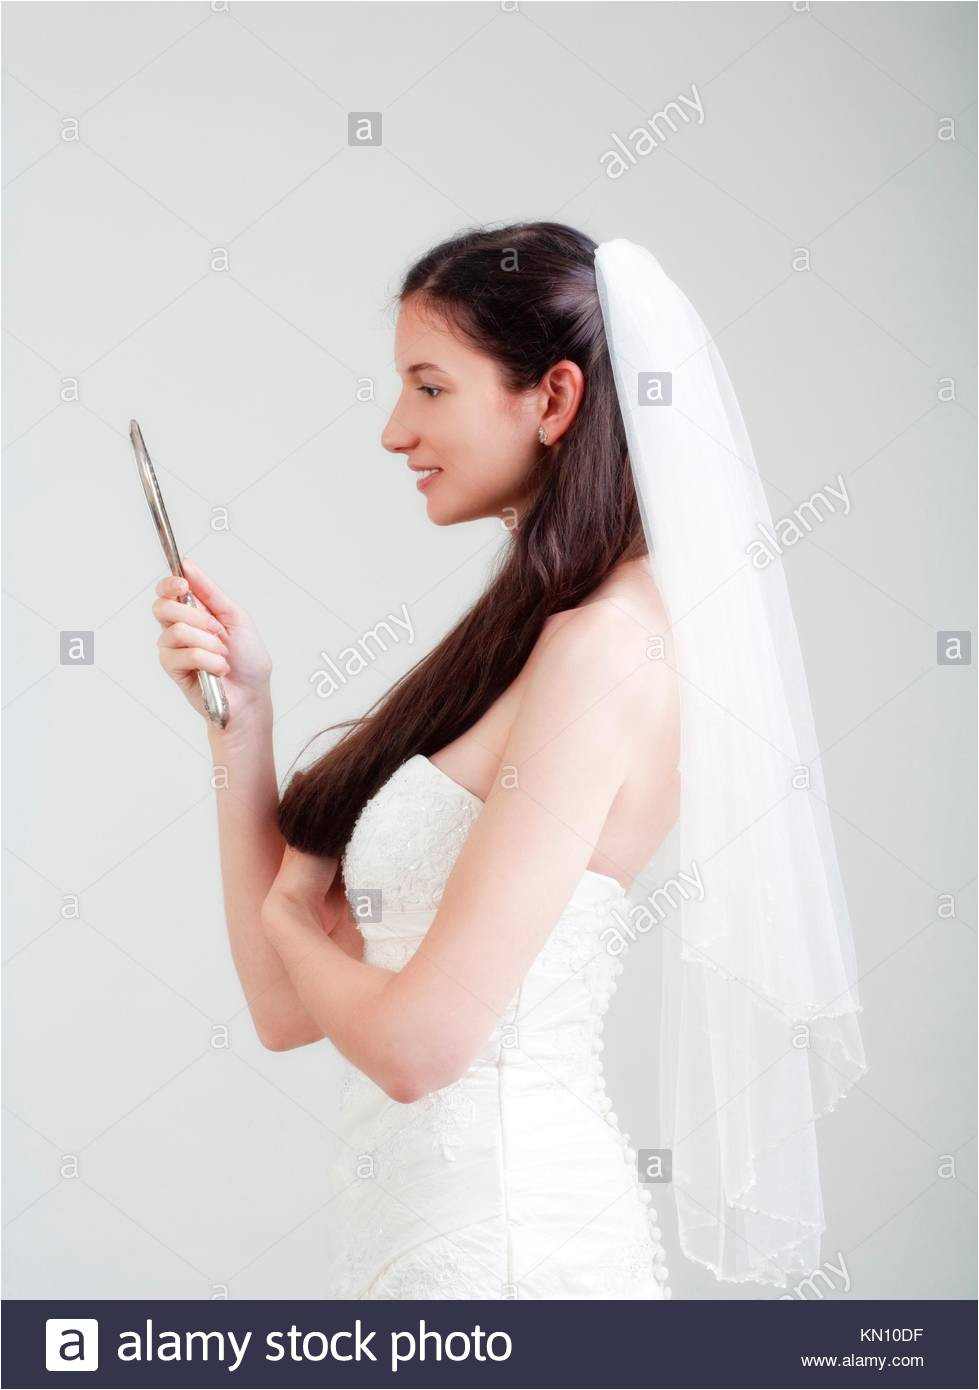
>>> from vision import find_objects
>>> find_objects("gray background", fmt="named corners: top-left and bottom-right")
top-left (2, 0), bottom-right (975, 1300)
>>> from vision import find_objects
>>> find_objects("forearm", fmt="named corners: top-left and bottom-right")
top-left (207, 695), bottom-right (325, 1049)
top-left (263, 899), bottom-right (415, 1100)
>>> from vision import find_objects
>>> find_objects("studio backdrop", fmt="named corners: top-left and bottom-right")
top-left (2, 0), bottom-right (976, 1301)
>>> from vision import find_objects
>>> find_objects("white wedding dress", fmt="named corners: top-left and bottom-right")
top-left (327, 753), bottom-right (672, 1300)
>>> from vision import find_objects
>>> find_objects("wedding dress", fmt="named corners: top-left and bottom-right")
top-left (327, 752), bottom-right (672, 1300)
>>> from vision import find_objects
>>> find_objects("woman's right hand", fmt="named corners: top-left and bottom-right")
top-left (152, 556), bottom-right (272, 725)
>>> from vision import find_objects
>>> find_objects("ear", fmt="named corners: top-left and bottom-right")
top-left (538, 358), bottom-right (585, 444)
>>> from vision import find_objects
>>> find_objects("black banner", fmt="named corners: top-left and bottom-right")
top-left (4, 1298), bottom-right (976, 1388)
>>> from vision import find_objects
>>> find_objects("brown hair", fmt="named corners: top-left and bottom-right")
top-left (276, 220), bottom-right (646, 857)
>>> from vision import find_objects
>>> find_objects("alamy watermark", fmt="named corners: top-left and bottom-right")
top-left (601, 862), bottom-right (705, 954)
top-left (747, 474), bottom-right (851, 569)
top-left (601, 83), bottom-right (704, 179)
top-left (311, 606), bottom-right (414, 697)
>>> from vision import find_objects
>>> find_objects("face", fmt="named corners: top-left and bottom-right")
top-left (381, 295), bottom-right (549, 527)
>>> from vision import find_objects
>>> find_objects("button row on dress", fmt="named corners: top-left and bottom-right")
top-left (593, 959), bottom-right (622, 1012)
top-left (637, 1191), bottom-right (671, 1298)
top-left (590, 961), bottom-right (672, 1300)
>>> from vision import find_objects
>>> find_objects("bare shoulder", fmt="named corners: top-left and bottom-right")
top-left (538, 595), bottom-right (652, 673)
top-left (540, 565), bottom-right (675, 730)
top-left (521, 571), bottom-right (676, 746)
top-left (540, 561), bottom-right (673, 667)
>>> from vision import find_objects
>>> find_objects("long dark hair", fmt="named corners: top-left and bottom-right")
top-left (276, 220), bottom-right (646, 858)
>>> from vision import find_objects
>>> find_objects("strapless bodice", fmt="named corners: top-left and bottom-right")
top-left (339, 754), bottom-right (634, 1080)
top-left (341, 752), bottom-right (628, 914)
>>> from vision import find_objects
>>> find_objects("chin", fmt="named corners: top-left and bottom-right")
top-left (427, 502), bottom-right (473, 527)
top-left (424, 486), bottom-right (487, 527)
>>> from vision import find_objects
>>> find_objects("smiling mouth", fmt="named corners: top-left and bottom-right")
top-left (414, 467), bottom-right (442, 491)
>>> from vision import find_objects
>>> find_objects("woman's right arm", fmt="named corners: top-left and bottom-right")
top-left (206, 702), bottom-right (329, 1051)
top-left (153, 557), bottom-right (358, 1052)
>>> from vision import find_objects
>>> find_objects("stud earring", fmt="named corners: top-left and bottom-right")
top-left (538, 426), bottom-right (549, 445)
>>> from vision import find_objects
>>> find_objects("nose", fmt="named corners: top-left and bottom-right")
top-left (381, 396), bottom-right (418, 455)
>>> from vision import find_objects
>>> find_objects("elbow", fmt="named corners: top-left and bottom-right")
top-left (375, 1038), bottom-right (468, 1105)
top-left (381, 1067), bottom-right (459, 1105)
top-left (256, 1020), bottom-right (324, 1052)
top-left (355, 992), bottom-right (474, 1103)
top-left (382, 1072), bottom-right (427, 1105)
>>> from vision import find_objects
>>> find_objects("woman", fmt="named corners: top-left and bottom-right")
top-left (153, 223), bottom-right (679, 1300)
top-left (152, 222), bottom-right (864, 1298)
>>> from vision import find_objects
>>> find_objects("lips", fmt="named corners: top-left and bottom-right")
top-left (415, 467), bottom-right (441, 492)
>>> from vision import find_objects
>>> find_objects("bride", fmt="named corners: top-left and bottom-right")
top-left (152, 222), bottom-right (864, 1299)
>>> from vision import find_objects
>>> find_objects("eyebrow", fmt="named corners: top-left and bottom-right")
top-left (401, 361), bottom-right (451, 376)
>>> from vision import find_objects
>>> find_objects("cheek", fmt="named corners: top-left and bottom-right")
top-left (431, 402), bottom-right (483, 464)
top-left (460, 417), bottom-right (529, 486)
top-left (457, 447), bottom-right (524, 508)
top-left (425, 393), bottom-right (533, 506)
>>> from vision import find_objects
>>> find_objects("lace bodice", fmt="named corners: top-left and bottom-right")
top-left (329, 753), bottom-right (672, 1301)
top-left (340, 754), bottom-right (484, 914)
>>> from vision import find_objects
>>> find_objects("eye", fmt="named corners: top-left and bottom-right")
top-left (416, 385), bottom-right (442, 399)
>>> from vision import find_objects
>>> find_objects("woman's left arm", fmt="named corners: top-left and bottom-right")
top-left (262, 602), bottom-right (670, 1102)
top-left (259, 851), bottom-right (407, 1083)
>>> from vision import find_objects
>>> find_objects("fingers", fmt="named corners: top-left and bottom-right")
top-left (158, 620), bottom-right (229, 658)
top-left (159, 643), bottom-right (230, 678)
top-left (152, 590), bottom-right (227, 636)
top-left (180, 556), bottom-right (237, 623)
top-left (155, 573), bottom-right (188, 599)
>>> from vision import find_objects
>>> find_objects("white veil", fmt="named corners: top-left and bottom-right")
top-left (594, 238), bottom-right (867, 1287)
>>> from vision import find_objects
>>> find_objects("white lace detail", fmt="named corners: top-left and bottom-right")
top-left (328, 754), bottom-right (672, 1300)
top-left (340, 756), bottom-right (481, 914)
top-left (365, 1236), bottom-right (497, 1300)
top-left (381, 1077), bottom-right (479, 1176)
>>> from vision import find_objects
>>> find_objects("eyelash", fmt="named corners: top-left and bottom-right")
top-left (417, 385), bottom-right (442, 399)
